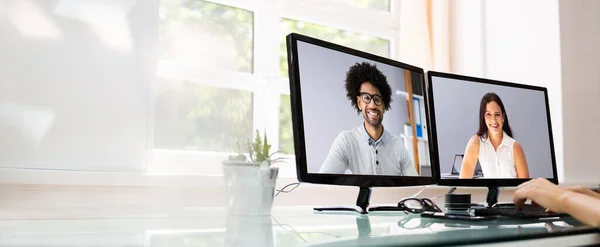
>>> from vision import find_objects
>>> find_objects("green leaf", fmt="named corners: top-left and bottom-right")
top-left (269, 157), bottom-right (287, 164)
top-left (254, 130), bottom-right (262, 158)
top-left (227, 129), bottom-right (291, 166)
top-left (263, 131), bottom-right (269, 156)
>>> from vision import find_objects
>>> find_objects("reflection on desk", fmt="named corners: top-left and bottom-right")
top-left (0, 207), bottom-right (597, 247)
top-left (150, 208), bottom-right (598, 247)
top-left (296, 212), bottom-right (597, 247)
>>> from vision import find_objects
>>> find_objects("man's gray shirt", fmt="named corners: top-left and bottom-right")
top-left (319, 125), bottom-right (418, 176)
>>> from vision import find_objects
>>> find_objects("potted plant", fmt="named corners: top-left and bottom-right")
top-left (223, 130), bottom-right (283, 216)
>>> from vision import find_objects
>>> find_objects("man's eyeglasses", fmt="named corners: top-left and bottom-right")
top-left (359, 92), bottom-right (383, 106)
top-left (397, 198), bottom-right (443, 214)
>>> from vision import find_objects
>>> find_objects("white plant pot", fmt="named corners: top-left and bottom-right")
top-left (223, 160), bottom-right (279, 216)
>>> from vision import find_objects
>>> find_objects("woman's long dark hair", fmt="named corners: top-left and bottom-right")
top-left (477, 93), bottom-right (513, 141)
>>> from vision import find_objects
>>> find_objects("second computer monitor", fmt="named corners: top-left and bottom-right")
top-left (427, 71), bottom-right (558, 186)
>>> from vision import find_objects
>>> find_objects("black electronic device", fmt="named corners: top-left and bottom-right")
top-left (445, 193), bottom-right (471, 211)
top-left (421, 212), bottom-right (497, 221)
top-left (287, 33), bottom-right (434, 214)
top-left (474, 204), bottom-right (569, 219)
top-left (425, 71), bottom-right (559, 207)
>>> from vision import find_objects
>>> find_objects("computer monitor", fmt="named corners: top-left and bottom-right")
top-left (286, 33), bottom-right (434, 213)
top-left (426, 71), bottom-right (558, 206)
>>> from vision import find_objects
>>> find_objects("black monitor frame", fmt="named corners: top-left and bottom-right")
top-left (425, 71), bottom-right (559, 187)
top-left (286, 33), bottom-right (435, 188)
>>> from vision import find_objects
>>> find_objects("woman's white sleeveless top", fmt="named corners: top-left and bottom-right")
top-left (478, 131), bottom-right (517, 178)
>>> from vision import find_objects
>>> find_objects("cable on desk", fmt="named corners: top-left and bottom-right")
top-left (430, 187), bottom-right (457, 200)
top-left (448, 187), bottom-right (457, 194)
top-left (271, 216), bottom-right (342, 242)
top-left (271, 216), bottom-right (308, 242)
top-left (274, 182), bottom-right (300, 197)
top-left (409, 185), bottom-right (431, 198)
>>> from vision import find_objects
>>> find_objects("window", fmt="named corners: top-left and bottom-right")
top-left (159, 0), bottom-right (253, 73)
top-left (152, 0), bottom-right (399, 176)
top-left (278, 19), bottom-right (391, 154)
top-left (156, 1), bottom-right (254, 154)
top-left (340, 0), bottom-right (391, 11)
top-left (279, 19), bottom-right (390, 77)
top-left (154, 79), bottom-right (253, 152)
top-left (279, 94), bottom-right (294, 154)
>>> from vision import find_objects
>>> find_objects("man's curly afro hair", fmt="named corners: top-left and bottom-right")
top-left (345, 62), bottom-right (392, 113)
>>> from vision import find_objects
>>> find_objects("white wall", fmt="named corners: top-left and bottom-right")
top-left (450, 0), bottom-right (565, 181)
top-left (559, 0), bottom-right (600, 186)
top-left (449, 0), bottom-right (484, 77)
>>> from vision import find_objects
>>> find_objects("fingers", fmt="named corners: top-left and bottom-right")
top-left (517, 179), bottom-right (534, 189)
top-left (513, 197), bottom-right (527, 209)
top-left (513, 187), bottom-right (530, 209)
top-left (514, 179), bottom-right (540, 207)
top-left (517, 177), bottom-right (544, 189)
top-left (514, 178), bottom-right (553, 209)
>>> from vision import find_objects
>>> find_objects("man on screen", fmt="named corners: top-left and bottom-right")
top-left (319, 62), bottom-right (418, 176)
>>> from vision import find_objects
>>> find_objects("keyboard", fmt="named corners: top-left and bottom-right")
top-left (474, 204), bottom-right (570, 219)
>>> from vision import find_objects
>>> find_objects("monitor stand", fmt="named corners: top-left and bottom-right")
top-left (486, 186), bottom-right (499, 207)
top-left (469, 186), bottom-right (501, 208)
top-left (472, 187), bottom-right (521, 209)
top-left (314, 187), bottom-right (405, 214)
top-left (470, 186), bottom-right (501, 208)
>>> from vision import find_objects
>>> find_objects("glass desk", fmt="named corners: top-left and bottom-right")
top-left (146, 207), bottom-right (598, 247)
top-left (0, 207), bottom-right (597, 246)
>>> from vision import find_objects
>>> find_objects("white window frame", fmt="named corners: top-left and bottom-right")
top-left (150, 0), bottom-right (402, 180)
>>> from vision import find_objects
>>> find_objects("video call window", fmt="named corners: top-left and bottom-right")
top-left (429, 75), bottom-right (555, 180)
top-left (296, 41), bottom-right (430, 177)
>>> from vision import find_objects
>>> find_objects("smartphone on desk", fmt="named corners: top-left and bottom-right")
top-left (421, 212), bottom-right (498, 221)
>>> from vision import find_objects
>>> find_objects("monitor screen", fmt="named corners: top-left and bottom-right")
top-left (427, 71), bottom-right (558, 186)
top-left (287, 33), bottom-right (433, 187)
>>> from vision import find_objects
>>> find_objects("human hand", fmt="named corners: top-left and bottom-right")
top-left (564, 185), bottom-right (600, 200)
top-left (543, 185), bottom-right (600, 213)
top-left (513, 178), bottom-right (572, 213)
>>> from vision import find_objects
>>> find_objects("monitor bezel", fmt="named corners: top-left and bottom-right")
top-left (425, 71), bottom-right (559, 186)
top-left (286, 33), bottom-right (435, 187)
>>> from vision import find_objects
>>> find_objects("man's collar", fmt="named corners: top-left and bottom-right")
top-left (361, 124), bottom-right (386, 145)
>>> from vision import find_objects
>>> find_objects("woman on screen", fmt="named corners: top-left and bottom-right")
top-left (459, 93), bottom-right (530, 179)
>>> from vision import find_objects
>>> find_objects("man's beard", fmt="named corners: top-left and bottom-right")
top-left (363, 107), bottom-right (383, 127)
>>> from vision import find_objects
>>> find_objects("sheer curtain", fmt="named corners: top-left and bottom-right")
top-left (0, 0), bottom-right (152, 172)
top-left (396, 0), bottom-right (451, 73)
top-left (0, 0), bottom-right (401, 184)
top-left (0, 0), bottom-right (452, 176)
